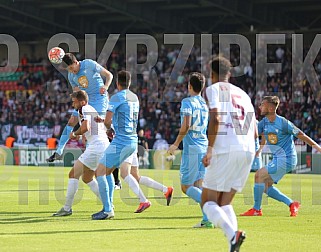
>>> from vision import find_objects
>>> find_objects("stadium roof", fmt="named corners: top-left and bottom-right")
top-left (1, 0), bottom-right (321, 41)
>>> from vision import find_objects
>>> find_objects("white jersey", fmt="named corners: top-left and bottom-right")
top-left (205, 82), bottom-right (256, 154)
top-left (78, 104), bottom-right (108, 144)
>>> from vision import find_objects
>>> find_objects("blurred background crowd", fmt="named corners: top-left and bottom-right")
top-left (1, 42), bottom-right (321, 149)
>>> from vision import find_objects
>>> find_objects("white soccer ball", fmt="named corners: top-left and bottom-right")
top-left (48, 47), bottom-right (65, 64)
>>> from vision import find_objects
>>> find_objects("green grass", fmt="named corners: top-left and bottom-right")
top-left (1, 166), bottom-right (321, 251)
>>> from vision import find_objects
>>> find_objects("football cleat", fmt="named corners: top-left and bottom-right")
top-left (240, 208), bottom-right (262, 216)
top-left (230, 230), bottom-right (246, 252)
top-left (289, 201), bottom-right (300, 217)
top-left (114, 185), bottom-right (121, 190)
top-left (52, 207), bottom-right (72, 217)
top-left (193, 220), bottom-right (214, 228)
top-left (134, 201), bottom-right (151, 213)
top-left (114, 181), bottom-right (122, 190)
top-left (91, 210), bottom-right (114, 220)
top-left (164, 187), bottom-right (174, 206)
top-left (46, 152), bottom-right (63, 162)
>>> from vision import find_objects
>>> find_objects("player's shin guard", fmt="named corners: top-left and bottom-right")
top-left (266, 186), bottom-right (292, 206)
top-left (253, 183), bottom-right (265, 210)
top-left (221, 205), bottom-right (238, 230)
top-left (124, 174), bottom-right (147, 202)
top-left (106, 174), bottom-right (115, 206)
top-left (186, 186), bottom-right (202, 203)
top-left (139, 176), bottom-right (167, 192)
top-left (87, 180), bottom-right (101, 201)
top-left (97, 176), bottom-right (112, 212)
top-left (203, 201), bottom-right (235, 241)
top-left (64, 178), bottom-right (79, 211)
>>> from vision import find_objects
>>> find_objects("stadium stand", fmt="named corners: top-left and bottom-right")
top-left (1, 42), bottom-right (321, 148)
top-left (1, 1), bottom-right (321, 148)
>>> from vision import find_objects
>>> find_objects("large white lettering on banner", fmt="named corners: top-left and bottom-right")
top-left (14, 125), bottom-right (61, 145)
top-left (19, 149), bottom-right (63, 166)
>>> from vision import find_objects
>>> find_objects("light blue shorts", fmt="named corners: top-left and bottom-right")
top-left (180, 152), bottom-right (205, 185)
top-left (89, 97), bottom-right (108, 116)
top-left (267, 156), bottom-right (297, 183)
top-left (99, 141), bottom-right (137, 169)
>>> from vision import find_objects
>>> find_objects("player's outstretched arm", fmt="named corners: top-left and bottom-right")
top-left (297, 131), bottom-right (321, 153)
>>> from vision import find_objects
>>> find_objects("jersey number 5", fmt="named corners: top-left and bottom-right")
top-left (231, 94), bottom-right (245, 120)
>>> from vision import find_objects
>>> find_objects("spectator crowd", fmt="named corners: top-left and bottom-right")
top-left (1, 42), bottom-right (321, 148)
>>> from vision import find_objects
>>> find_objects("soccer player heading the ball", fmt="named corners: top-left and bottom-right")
top-left (46, 53), bottom-right (113, 162)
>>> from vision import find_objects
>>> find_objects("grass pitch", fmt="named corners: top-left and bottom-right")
top-left (0, 166), bottom-right (321, 251)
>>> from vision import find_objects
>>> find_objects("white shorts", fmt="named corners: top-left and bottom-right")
top-left (203, 151), bottom-right (255, 192)
top-left (123, 150), bottom-right (138, 167)
top-left (78, 141), bottom-right (109, 170)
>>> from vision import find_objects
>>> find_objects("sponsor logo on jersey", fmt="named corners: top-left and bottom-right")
top-left (78, 76), bottom-right (89, 88)
top-left (268, 133), bottom-right (278, 144)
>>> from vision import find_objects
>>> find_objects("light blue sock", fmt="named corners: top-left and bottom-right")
top-left (56, 125), bottom-right (73, 155)
top-left (97, 176), bottom-right (112, 212)
top-left (253, 183), bottom-right (265, 210)
top-left (201, 208), bottom-right (209, 222)
top-left (186, 186), bottom-right (201, 203)
top-left (266, 186), bottom-right (292, 206)
top-left (186, 186), bottom-right (208, 222)
top-left (106, 174), bottom-right (115, 206)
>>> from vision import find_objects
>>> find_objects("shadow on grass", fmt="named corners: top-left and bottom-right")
top-left (0, 216), bottom-right (51, 224)
top-left (0, 189), bottom-right (72, 192)
top-left (0, 211), bottom-right (56, 215)
top-left (0, 226), bottom-right (191, 236)
top-left (0, 212), bottom-right (199, 225)
top-left (131, 216), bottom-right (200, 220)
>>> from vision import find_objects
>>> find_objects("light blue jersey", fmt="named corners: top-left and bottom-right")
top-left (108, 89), bottom-right (139, 144)
top-left (68, 59), bottom-right (108, 114)
top-left (180, 95), bottom-right (208, 185)
top-left (258, 115), bottom-right (299, 182)
top-left (99, 89), bottom-right (138, 169)
top-left (181, 95), bottom-right (208, 155)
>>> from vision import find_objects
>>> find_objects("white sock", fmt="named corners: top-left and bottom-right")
top-left (203, 201), bottom-right (236, 241)
top-left (139, 176), bottom-right (167, 193)
top-left (124, 174), bottom-right (147, 203)
top-left (64, 178), bottom-right (79, 211)
top-left (87, 179), bottom-right (101, 202)
top-left (221, 205), bottom-right (238, 230)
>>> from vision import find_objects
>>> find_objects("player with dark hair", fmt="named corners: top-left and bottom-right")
top-left (168, 72), bottom-right (212, 228)
top-left (47, 53), bottom-right (113, 162)
top-left (92, 70), bottom-right (147, 219)
top-left (202, 56), bottom-right (257, 251)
